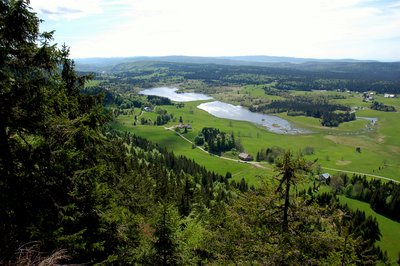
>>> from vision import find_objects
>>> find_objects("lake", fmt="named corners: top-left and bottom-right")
top-left (198, 101), bottom-right (308, 134)
top-left (139, 87), bottom-right (307, 134)
top-left (140, 87), bottom-right (212, 102)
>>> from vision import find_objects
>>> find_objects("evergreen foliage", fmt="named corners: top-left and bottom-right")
top-left (196, 127), bottom-right (236, 154)
top-left (155, 108), bottom-right (172, 125)
top-left (0, 2), bottom-right (391, 264)
top-left (333, 174), bottom-right (400, 222)
top-left (370, 101), bottom-right (396, 112)
top-left (250, 95), bottom-right (356, 127)
top-left (256, 146), bottom-right (285, 163)
top-left (82, 60), bottom-right (400, 94)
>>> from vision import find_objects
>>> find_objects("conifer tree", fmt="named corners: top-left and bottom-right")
top-left (0, 1), bottom-right (110, 261)
top-left (153, 203), bottom-right (179, 265)
top-left (275, 150), bottom-right (312, 232)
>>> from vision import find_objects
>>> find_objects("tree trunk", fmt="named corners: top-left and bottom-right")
top-left (282, 178), bottom-right (290, 232)
top-left (0, 120), bottom-right (12, 176)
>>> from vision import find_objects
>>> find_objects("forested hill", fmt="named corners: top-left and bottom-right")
top-left (109, 60), bottom-right (400, 80)
top-left (75, 55), bottom-right (400, 81)
top-left (83, 60), bottom-right (400, 93)
top-left (75, 55), bottom-right (381, 70)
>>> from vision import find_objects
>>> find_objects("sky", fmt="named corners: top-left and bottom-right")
top-left (30, 0), bottom-right (400, 61)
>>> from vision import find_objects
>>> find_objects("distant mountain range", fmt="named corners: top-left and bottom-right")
top-left (74, 55), bottom-right (400, 81)
top-left (75, 55), bottom-right (383, 71)
top-left (220, 55), bottom-right (378, 64)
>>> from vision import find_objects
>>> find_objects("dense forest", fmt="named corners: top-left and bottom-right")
top-left (83, 59), bottom-right (400, 94)
top-left (249, 95), bottom-right (356, 127)
top-left (0, 1), bottom-right (396, 265)
top-left (329, 174), bottom-right (400, 222)
top-left (370, 101), bottom-right (397, 112)
top-left (195, 127), bottom-right (236, 154)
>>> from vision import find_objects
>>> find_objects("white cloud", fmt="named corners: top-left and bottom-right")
top-left (31, 0), bottom-right (103, 20)
top-left (37, 0), bottom-right (400, 60)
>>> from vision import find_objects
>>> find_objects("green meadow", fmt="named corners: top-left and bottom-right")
top-left (338, 196), bottom-right (400, 263)
top-left (113, 87), bottom-right (400, 262)
top-left (113, 115), bottom-right (273, 186)
top-left (115, 89), bottom-right (400, 183)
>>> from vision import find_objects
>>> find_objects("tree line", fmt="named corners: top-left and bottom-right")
top-left (250, 95), bottom-right (355, 127)
top-left (370, 101), bottom-right (397, 112)
top-left (312, 192), bottom-right (387, 263)
top-left (85, 60), bottom-right (400, 94)
top-left (330, 173), bottom-right (400, 222)
top-left (0, 2), bottom-right (392, 264)
top-left (194, 127), bottom-right (236, 154)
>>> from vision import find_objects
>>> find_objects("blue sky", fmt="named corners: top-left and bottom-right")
top-left (31, 0), bottom-right (400, 61)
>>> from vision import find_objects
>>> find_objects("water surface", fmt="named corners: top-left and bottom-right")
top-left (197, 101), bottom-right (308, 134)
top-left (140, 87), bottom-right (212, 102)
top-left (139, 87), bottom-right (307, 134)
top-left (357, 116), bottom-right (378, 125)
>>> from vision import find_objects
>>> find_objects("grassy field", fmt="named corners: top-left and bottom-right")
top-left (338, 195), bottom-right (400, 264)
top-left (113, 115), bottom-right (272, 186)
top-left (113, 87), bottom-right (400, 262)
top-left (115, 90), bottom-right (400, 183)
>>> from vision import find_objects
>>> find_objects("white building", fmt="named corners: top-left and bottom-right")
top-left (384, 93), bottom-right (395, 98)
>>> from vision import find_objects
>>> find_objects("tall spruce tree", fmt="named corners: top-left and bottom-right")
top-left (275, 150), bottom-right (312, 232)
top-left (0, 0), bottom-right (60, 257)
top-left (153, 203), bottom-right (179, 265)
top-left (0, 1), bottom-right (109, 262)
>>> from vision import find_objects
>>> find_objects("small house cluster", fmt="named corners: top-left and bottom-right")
top-left (238, 152), bottom-right (253, 161)
top-left (362, 91), bottom-right (397, 101)
top-left (362, 92), bottom-right (375, 102)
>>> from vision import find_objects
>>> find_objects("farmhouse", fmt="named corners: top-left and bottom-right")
top-left (319, 173), bottom-right (331, 182)
top-left (239, 152), bottom-right (253, 161)
top-left (143, 106), bottom-right (152, 112)
top-left (384, 93), bottom-right (396, 98)
top-left (363, 96), bottom-right (374, 102)
top-left (176, 123), bottom-right (192, 129)
top-left (362, 91), bottom-right (376, 102)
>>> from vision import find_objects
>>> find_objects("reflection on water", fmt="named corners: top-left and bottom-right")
top-left (139, 87), bottom-right (308, 134)
top-left (197, 101), bottom-right (308, 135)
top-left (139, 87), bottom-right (212, 102)
top-left (357, 116), bottom-right (378, 125)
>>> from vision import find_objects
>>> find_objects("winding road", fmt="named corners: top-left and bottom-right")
top-left (165, 127), bottom-right (399, 183)
top-left (321, 166), bottom-right (399, 183)
top-left (164, 127), bottom-right (268, 169)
